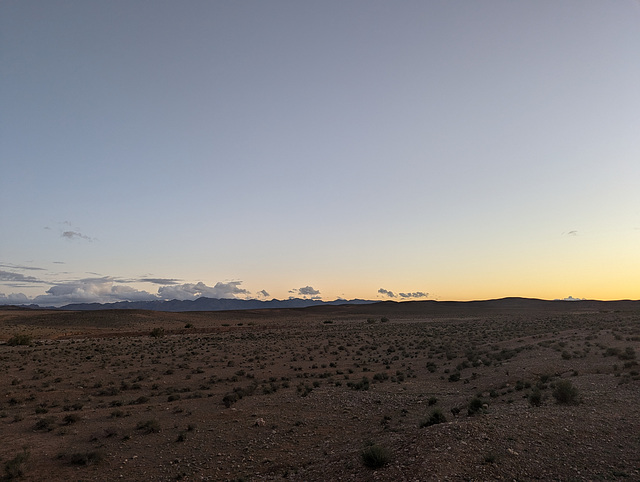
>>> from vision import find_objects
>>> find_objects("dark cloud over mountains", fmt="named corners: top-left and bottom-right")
top-left (289, 286), bottom-right (321, 299)
top-left (379, 288), bottom-right (428, 299)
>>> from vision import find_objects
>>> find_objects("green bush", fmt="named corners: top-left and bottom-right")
top-left (360, 444), bottom-right (392, 469)
top-left (552, 379), bottom-right (579, 405)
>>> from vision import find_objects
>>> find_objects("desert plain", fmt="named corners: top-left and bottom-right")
top-left (0, 299), bottom-right (639, 481)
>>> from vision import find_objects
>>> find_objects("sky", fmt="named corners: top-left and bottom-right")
top-left (2, 1), bottom-right (640, 306)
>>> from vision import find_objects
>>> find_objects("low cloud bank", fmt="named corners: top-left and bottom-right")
top-left (0, 277), bottom-right (253, 307)
top-left (158, 281), bottom-right (249, 300)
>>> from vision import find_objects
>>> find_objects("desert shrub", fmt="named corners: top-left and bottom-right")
top-left (619, 347), bottom-right (636, 360)
top-left (528, 388), bottom-right (543, 407)
top-left (552, 379), bottom-right (579, 405)
top-left (348, 377), bottom-right (370, 391)
top-left (373, 372), bottom-right (388, 382)
top-left (604, 347), bottom-right (620, 357)
top-left (360, 444), bottom-right (392, 469)
top-left (136, 418), bottom-right (160, 433)
top-left (380, 317), bottom-right (389, 323)
top-left (150, 328), bottom-right (165, 338)
top-left (7, 334), bottom-right (32, 346)
top-left (482, 452), bottom-right (497, 464)
top-left (448, 372), bottom-right (461, 382)
top-left (4, 448), bottom-right (30, 479)
top-left (34, 416), bottom-right (56, 432)
top-left (419, 408), bottom-right (447, 428)
top-left (66, 450), bottom-right (103, 466)
top-left (63, 414), bottom-right (81, 425)
top-left (539, 373), bottom-right (553, 383)
top-left (427, 396), bottom-right (438, 406)
top-left (467, 397), bottom-right (484, 416)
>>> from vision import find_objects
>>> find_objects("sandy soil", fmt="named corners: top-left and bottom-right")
top-left (0, 303), bottom-right (639, 481)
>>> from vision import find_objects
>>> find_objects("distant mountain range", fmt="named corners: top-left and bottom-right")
top-left (3, 296), bottom-right (639, 314)
top-left (54, 297), bottom-right (377, 312)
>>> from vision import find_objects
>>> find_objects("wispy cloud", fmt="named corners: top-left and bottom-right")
top-left (399, 291), bottom-right (429, 299)
top-left (61, 230), bottom-right (94, 241)
top-left (0, 263), bottom-right (46, 271)
top-left (139, 278), bottom-right (181, 285)
top-left (0, 270), bottom-right (44, 284)
top-left (256, 289), bottom-right (270, 298)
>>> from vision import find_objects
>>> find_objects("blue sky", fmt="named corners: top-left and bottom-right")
top-left (2, 1), bottom-right (640, 306)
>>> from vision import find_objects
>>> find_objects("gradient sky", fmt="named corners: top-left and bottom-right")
top-left (2, 1), bottom-right (640, 306)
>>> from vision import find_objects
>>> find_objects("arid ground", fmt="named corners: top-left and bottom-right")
top-left (1, 300), bottom-right (639, 481)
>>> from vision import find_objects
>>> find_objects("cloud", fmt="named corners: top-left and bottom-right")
top-left (256, 290), bottom-right (270, 298)
top-left (562, 230), bottom-right (578, 237)
top-left (139, 278), bottom-right (181, 285)
top-left (62, 231), bottom-right (93, 241)
top-left (289, 286), bottom-right (321, 299)
top-left (378, 288), bottom-right (396, 298)
top-left (0, 270), bottom-right (43, 284)
top-left (398, 291), bottom-right (429, 299)
top-left (298, 286), bottom-right (320, 296)
top-left (0, 292), bottom-right (31, 304)
top-left (0, 276), bottom-right (255, 306)
top-left (558, 296), bottom-right (585, 301)
top-left (27, 277), bottom-right (158, 306)
top-left (157, 281), bottom-right (249, 301)
top-left (0, 263), bottom-right (45, 271)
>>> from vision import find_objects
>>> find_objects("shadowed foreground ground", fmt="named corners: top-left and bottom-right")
top-left (1, 301), bottom-right (639, 480)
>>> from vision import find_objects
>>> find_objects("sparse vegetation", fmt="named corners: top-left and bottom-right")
top-left (4, 448), bottom-right (29, 480)
top-left (360, 443), bottom-right (392, 469)
top-left (528, 388), bottom-right (543, 407)
top-left (467, 397), bottom-right (485, 416)
top-left (0, 303), bottom-right (638, 480)
top-left (6, 334), bottom-right (32, 346)
top-left (419, 408), bottom-right (447, 428)
top-left (150, 327), bottom-right (165, 338)
top-left (552, 379), bottom-right (580, 405)
top-left (136, 418), bottom-right (160, 433)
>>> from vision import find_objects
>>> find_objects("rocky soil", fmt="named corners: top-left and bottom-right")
top-left (0, 304), bottom-right (639, 481)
